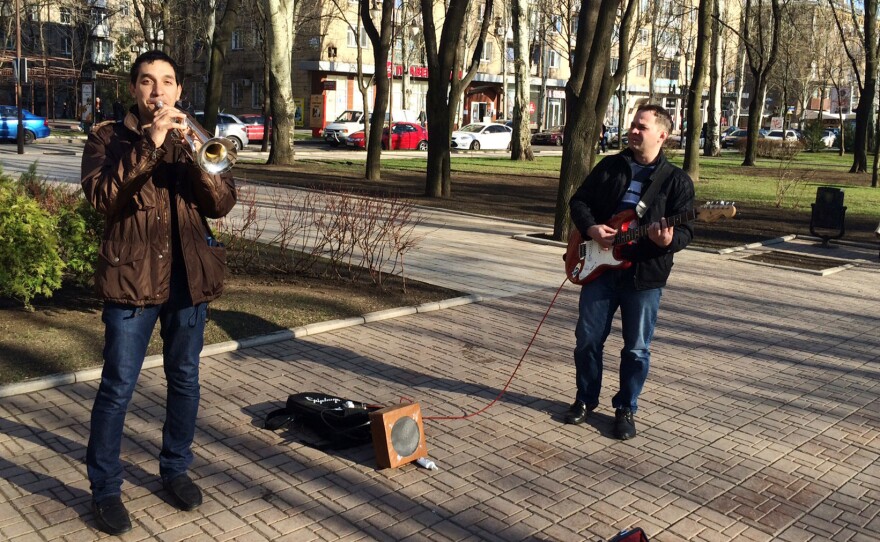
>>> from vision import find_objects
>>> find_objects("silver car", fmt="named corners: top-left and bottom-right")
top-left (194, 111), bottom-right (249, 151)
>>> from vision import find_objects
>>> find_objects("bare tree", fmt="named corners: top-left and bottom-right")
top-left (264, 0), bottom-right (298, 164)
top-left (552, 0), bottom-right (636, 240)
top-left (829, 0), bottom-right (878, 174)
top-left (510, 0), bottom-right (533, 159)
top-left (704, 0), bottom-right (721, 156)
top-left (682, 0), bottom-right (710, 180)
top-left (421, 0), bottom-right (494, 197)
top-left (740, 0), bottom-right (781, 167)
top-left (203, 0), bottom-right (240, 132)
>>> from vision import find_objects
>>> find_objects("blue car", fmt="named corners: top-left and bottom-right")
top-left (0, 106), bottom-right (51, 144)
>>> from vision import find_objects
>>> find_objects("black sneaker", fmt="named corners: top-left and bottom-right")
top-left (564, 400), bottom-right (598, 425)
top-left (614, 409), bottom-right (637, 440)
top-left (163, 474), bottom-right (203, 511)
top-left (92, 496), bottom-right (132, 535)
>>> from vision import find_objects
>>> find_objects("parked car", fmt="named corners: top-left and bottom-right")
top-left (764, 129), bottom-right (801, 141)
top-left (821, 128), bottom-right (839, 148)
top-left (531, 125), bottom-right (565, 146)
top-left (451, 123), bottom-right (513, 150)
top-left (720, 128), bottom-right (768, 149)
top-left (237, 113), bottom-right (271, 143)
top-left (345, 122), bottom-right (429, 151)
top-left (384, 121), bottom-right (428, 150)
top-left (0, 106), bottom-right (50, 144)
top-left (194, 111), bottom-right (249, 151)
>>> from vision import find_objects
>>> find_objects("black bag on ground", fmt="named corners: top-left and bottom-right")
top-left (264, 392), bottom-right (382, 449)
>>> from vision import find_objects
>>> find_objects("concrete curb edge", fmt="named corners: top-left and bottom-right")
top-left (0, 293), bottom-right (483, 399)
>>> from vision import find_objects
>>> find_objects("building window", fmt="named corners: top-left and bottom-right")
top-left (60, 8), bottom-right (71, 24)
top-left (550, 15), bottom-right (562, 34)
top-left (231, 30), bottom-right (244, 51)
top-left (638, 28), bottom-right (648, 45)
top-left (120, 0), bottom-right (130, 16)
top-left (252, 82), bottom-right (262, 108)
top-left (27, 5), bottom-right (38, 21)
top-left (610, 56), bottom-right (619, 72)
top-left (347, 27), bottom-right (368, 48)
top-left (548, 49), bottom-right (560, 69)
top-left (232, 81), bottom-right (243, 107)
top-left (480, 41), bottom-right (493, 62)
top-left (63, 38), bottom-right (72, 56)
top-left (637, 60), bottom-right (647, 77)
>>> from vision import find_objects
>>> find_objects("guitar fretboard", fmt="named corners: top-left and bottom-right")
top-left (613, 209), bottom-right (697, 245)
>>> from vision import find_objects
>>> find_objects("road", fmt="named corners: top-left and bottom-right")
top-left (0, 138), bottom-right (564, 185)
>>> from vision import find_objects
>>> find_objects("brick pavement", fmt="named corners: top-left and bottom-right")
top-left (1, 212), bottom-right (879, 540)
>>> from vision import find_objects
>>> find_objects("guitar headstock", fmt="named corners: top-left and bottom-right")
top-left (696, 201), bottom-right (737, 223)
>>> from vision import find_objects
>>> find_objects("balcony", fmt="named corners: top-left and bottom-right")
top-left (92, 23), bottom-right (110, 38)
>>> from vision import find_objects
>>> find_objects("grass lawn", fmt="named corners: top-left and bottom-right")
top-left (3, 147), bottom-right (878, 386)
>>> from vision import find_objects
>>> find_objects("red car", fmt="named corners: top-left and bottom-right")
top-left (345, 122), bottom-right (428, 150)
top-left (237, 114), bottom-right (271, 143)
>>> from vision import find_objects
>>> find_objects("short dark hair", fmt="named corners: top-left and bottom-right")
top-left (636, 104), bottom-right (673, 134)
top-left (130, 50), bottom-right (182, 86)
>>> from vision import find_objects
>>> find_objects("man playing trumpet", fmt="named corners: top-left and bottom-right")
top-left (81, 50), bottom-right (237, 535)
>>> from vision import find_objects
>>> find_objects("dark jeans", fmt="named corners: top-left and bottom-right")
top-left (86, 273), bottom-right (206, 503)
top-left (573, 268), bottom-right (662, 413)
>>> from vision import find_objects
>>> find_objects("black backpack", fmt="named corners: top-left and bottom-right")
top-left (264, 392), bottom-right (382, 449)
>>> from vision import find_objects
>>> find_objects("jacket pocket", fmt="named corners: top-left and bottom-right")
top-left (99, 240), bottom-right (147, 267)
top-left (96, 241), bottom-right (152, 302)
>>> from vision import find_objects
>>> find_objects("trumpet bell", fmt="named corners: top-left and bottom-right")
top-left (197, 137), bottom-right (236, 174)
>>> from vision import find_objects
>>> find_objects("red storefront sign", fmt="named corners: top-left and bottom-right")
top-left (386, 63), bottom-right (430, 78)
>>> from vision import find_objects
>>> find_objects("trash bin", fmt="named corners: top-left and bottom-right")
top-left (810, 186), bottom-right (846, 245)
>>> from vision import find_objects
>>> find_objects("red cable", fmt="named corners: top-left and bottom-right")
top-left (424, 277), bottom-right (570, 421)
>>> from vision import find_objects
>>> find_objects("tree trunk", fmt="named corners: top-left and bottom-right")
top-left (204, 0), bottom-right (241, 133)
top-left (261, 58), bottom-right (270, 153)
top-left (553, 0), bottom-right (635, 240)
top-left (849, 0), bottom-right (878, 173)
top-left (742, 78), bottom-right (766, 166)
top-left (265, 0), bottom-right (297, 165)
top-left (683, 0), bottom-right (710, 180)
top-left (361, 0), bottom-right (393, 181)
top-left (510, 0), bottom-right (533, 160)
top-left (704, 0), bottom-right (721, 157)
top-left (421, 0), bottom-right (494, 197)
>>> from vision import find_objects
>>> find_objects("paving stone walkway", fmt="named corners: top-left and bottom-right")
top-left (1, 204), bottom-right (879, 541)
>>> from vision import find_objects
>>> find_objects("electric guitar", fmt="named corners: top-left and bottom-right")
top-left (564, 202), bottom-right (737, 285)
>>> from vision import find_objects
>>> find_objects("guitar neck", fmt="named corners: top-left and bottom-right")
top-left (613, 209), bottom-right (696, 245)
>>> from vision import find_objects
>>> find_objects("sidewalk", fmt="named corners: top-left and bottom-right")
top-left (0, 205), bottom-right (879, 540)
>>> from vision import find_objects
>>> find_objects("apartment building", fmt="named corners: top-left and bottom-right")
top-left (0, 0), bottom-right (138, 119)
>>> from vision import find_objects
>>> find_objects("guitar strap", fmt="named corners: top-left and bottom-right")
top-left (633, 160), bottom-right (670, 219)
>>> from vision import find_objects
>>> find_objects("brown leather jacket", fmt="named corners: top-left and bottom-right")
top-left (81, 110), bottom-right (237, 306)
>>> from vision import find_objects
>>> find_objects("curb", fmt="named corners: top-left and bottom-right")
top-left (0, 293), bottom-right (483, 399)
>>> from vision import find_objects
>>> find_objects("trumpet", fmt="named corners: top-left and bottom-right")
top-left (156, 100), bottom-right (237, 175)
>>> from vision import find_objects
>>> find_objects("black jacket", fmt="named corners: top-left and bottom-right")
top-left (569, 148), bottom-right (695, 289)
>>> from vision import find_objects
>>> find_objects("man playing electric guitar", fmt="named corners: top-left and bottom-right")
top-left (565, 104), bottom-right (695, 440)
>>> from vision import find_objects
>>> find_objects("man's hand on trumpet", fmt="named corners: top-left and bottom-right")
top-left (146, 99), bottom-right (191, 149)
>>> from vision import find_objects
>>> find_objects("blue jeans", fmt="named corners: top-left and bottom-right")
top-left (87, 272), bottom-right (206, 503)
top-left (573, 268), bottom-right (662, 413)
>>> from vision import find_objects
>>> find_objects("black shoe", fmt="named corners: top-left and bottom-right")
top-left (614, 409), bottom-right (637, 440)
top-left (92, 496), bottom-right (132, 535)
top-left (564, 400), bottom-right (598, 425)
top-left (163, 474), bottom-right (203, 511)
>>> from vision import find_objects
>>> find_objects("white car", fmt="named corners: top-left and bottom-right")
top-left (764, 129), bottom-right (800, 142)
top-left (821, 129), bottom-right (838, 148)
top-left (451, 123), bottom-right (513, 151)
top-left (194, 111), bottom-right (249, 151)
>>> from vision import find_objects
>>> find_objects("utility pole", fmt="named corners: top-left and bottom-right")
top-left (15, 0), bottom-right (24, 154)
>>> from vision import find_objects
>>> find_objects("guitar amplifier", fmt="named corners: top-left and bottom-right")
top-left (369, 403), bottom-right (428, 469)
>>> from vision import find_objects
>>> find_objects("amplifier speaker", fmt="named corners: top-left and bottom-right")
top-left (369, 403), bottom-right (428, 469)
